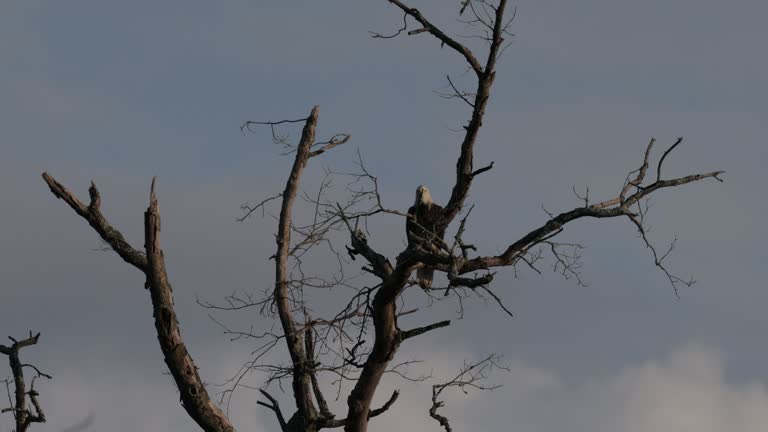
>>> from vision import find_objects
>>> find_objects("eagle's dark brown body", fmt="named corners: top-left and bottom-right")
top-left (407, 185), bottom-right (445, 289)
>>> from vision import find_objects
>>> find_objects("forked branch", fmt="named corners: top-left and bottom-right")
top-left (250, 106), bottom-right (351, 430)
top-left (322, 390), bottom-right (400, 429)
top-left (429, 355), bottom-right (505, 432)
top-left (442, 0), bottom-right (510, 226)
top-left (1, 332), bottom-right (50, 432)
top-left (455, 138), bottom-right (724, 291)
top-left (271, 106), bottom-right (322, 429)
top-left (42, 174), bottom-right (235, 432)
top-left (382, 0), bottom-right (484, 76)
top-left (42, 174), bottom-right (148, 271)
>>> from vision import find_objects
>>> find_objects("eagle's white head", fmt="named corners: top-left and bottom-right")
top-left (415, 185), bottom-right (433, 206)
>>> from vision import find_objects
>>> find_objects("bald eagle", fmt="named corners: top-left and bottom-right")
top-left (407, 185), bottom-right (445, 289)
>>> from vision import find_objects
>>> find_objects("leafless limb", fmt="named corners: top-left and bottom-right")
top-left (453, 137), bottom-right (724, 286)
top-left (470, 161), bottom-right (494, 178)
top-left (241, 117), bottom-right (311, 150)
top-left (545, 241), bottom-right (587, 287)
top-left (400, 321), bottom-right (452, 341)
top-left (236, 106), bottom-right (386, 431)
top-left (429, 354), bottom-right (506, 432)
top-left (310, 134), bottom-right (352, 158)
top-left (370, 12), bottom-right (409, 39)
top-left (321, 390), bottom-right (400, 429)
top-left (439, 0), bottom-right (511, 226)
top-left (459, 0), bottom-right (472, 15)
top-left (435, 75), bottom-right (475, 108)
top-left (269, 106), bottom-right (327, 430)
top-left (1, 332), bottom-right (50, 432)
top-left (39, 3), bottom-right (725, 432)
top-left (336, 3), bottom-right (515, 430)
top-left (257, 389), bottom-right (288, 431)
top-left (42, 175), bottom-right (147, 271)
top-left (379, 0), bottom-right (486, 76)
top-left (657, 137), bottom-right (684, 182)
top-left (238, 193), bottom-right (283, 222)
top-left (573, 185), bottom-right (590, 207)
top-left (42, 174), bottom-right (236, 432)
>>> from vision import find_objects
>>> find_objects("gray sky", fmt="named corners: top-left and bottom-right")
top-left (1, 1), bottom-right (766, 431)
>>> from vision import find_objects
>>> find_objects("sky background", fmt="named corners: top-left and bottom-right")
top-left (1, 1), bottom-right (766, 431)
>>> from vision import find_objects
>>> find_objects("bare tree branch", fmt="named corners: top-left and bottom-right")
top-left (322, 390), bottom-right (400, 429)
top-left (257, 389), bottom-right (288, 432)
top-left (429, 355), bottom-right (505, 432)
top-left (338, 4), bottom-right (516, 431)
top-left (237, 193), bottom-right (283, 222)
top-left (271, 106), bottom-right (323, 429)
top-left (42, 174), bottom-right (148, 271)
top-left (144, 179), bottom-right (237, 432)
top-left (1, 332), bottom-right (49, 432)
top-left (456, 139), bottom-right (724, 276)
top-left (438, 75), bottom-right (475, 108)
top-left (382, 0), bottom-right (484, 76)
top-left (442, 0), bottom-right (510, 227)
top-left (38, 4), bottom-right (725, 432)
top-left (369, 12), bottom-right (409, 39)
top-left (310, 134), bottom-right (351, 158)
top-left (42, 175), bottom-right (236, 432)
top-left (400, 321), bottom-right (451, 341)
top-left (243, 106), bottom-right (354, 431)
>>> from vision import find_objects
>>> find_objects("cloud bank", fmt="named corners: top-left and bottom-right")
top-left (16, 343), bottom-right (766, 432)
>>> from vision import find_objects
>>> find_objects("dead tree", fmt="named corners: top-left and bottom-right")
top-left (42, 2), bottom-right (723, 432)
top-left (1, 332), bottom-right (50, 432)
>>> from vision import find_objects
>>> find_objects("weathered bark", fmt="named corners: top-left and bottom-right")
top-left (442, 0), bottom-right (508, 227)
top-left (273, 106), bottom-right (320, 431)
top-left (343, 261), bottom-right (414, 432)
top-left (0, 333), bottom-right (47, 432)
top-left (43, 174), bottom-right (236, 432)
top-left (251, 107), bottom-right (357, 431)
top-left (145, 179), bottom-right (236, 432)
top-left (39, 3), bottom-right (726, 432)
top-left (341, 4), bottom-right (511, 431)
top-left (42, 175), bottom-right (148, 270)
top-left (456, 169), bottom-right (724, 274)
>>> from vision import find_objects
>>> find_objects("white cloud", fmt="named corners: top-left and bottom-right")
top-left (7, 342), bottom-right (767, 432)
top-left (597, 345), bottom-right (768, 432)
top-left (372, 344), bottom-right (768, 432)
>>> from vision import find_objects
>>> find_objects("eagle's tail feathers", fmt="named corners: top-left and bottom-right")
top-left (417, 268), bottom-right (434, 290)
